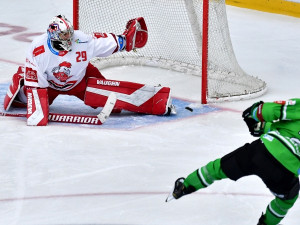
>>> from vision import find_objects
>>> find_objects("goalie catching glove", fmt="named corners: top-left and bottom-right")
top-left (122, 17), bottom-right (148, 51)
top-left (242, 101), bottom-right (265, 137)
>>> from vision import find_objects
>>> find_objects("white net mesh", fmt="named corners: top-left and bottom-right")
top-left (76, 0), bottom-right (266, 102)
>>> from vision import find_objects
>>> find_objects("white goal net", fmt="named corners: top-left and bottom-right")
top-left (74, 0), bottom-right (266, 103)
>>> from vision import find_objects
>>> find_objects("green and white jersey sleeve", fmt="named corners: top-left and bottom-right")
top-left (259, 99), bottom-right (300, 176)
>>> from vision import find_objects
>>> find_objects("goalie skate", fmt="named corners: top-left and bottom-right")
top-left (167, 104), bottom-right (177, 115)
top-left (165, 177), bottom-right (185, 202)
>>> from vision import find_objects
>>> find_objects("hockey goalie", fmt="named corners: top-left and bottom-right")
top-left (3, 15), bottom-right (176, 126)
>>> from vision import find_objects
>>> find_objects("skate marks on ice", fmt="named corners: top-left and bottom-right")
top-left (0, 82), bottom-right (223, 129)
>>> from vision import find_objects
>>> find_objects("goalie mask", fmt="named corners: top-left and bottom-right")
top-left (47, 15), bottom-right (74, 51)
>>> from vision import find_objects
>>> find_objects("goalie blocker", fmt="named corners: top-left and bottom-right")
top-left (84, 78), bottom-right (173, 115)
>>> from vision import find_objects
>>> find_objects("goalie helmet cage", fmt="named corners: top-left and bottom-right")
top-left (73, 0), bottom-right (266, 104)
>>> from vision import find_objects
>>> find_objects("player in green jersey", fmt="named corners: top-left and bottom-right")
top-left (167, 99), bottom-right (300, 225)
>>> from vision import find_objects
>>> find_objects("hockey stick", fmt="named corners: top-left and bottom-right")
top-left (0, 92), bottom-right (117, 125)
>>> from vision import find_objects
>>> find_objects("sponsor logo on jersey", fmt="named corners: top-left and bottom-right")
top-left (58, 51), bottom-right (68, 56)
top-left (263, 134), bottom-right (274, 142)
top-left (97, 80), bottom-right (120, 86)
top-left (93, 32), bottom-right (108, 39)
top-left (288, 100), bottom-right (296, 105)
top-left (274, 100), bottom-right (296, 105)
top-left (33, 45), bottom-right (45, 57)
top-left (75, 39), bottom-right (88, 44)
top-left (25, 67), bottom-right (38, 82)
top-left (52, 61), bottom-right (73, 82)
top-left (274, 100), bottom-right (286, 105)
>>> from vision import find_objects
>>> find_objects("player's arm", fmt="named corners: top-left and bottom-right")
top-left (242, 99), bottom-right (300, 136)
top-left (245, 99), bottom-right (300, 122)
top-left (92, 17), bottom-right (148, 56)
top-left (259, 99), bottom-right (300, 121)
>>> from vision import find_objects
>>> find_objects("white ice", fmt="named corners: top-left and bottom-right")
top-left (0, 1), bottom-right (300, 224)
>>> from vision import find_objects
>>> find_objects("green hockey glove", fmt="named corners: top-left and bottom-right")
top-left (242, 101), bottom-right (264, 137)
top-left (252, 121), bottom-right (265, 137)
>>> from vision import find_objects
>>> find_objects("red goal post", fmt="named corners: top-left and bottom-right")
top-left (73, 0), bottom-right (266, 104)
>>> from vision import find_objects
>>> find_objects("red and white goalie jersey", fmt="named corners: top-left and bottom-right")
top-left (25, 31), bottom-right (121, 90)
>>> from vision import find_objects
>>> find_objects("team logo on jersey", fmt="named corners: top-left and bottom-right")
top-left (52, 61), bottom-right (73, 82)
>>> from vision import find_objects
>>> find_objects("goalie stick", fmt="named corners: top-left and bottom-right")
top-left (1, 92), bottom-right (117, 125)
top-left (97, 92), bottom-right (116, 123)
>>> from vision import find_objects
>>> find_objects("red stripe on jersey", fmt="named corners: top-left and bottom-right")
top-left (33, 45), bottom-right (45, 57)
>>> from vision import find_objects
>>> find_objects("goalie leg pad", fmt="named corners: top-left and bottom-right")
top-left (4, 66), bottom-right (25, 110)
top-left (85, 62), bottom-right (106, 80)
top-left (27, 88), bottom-right (49, 126)
top-left (84, 78), bottom-right (171, 115)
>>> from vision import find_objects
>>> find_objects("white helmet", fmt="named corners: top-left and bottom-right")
top-left (47, 15), bottom-right (74, 51)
